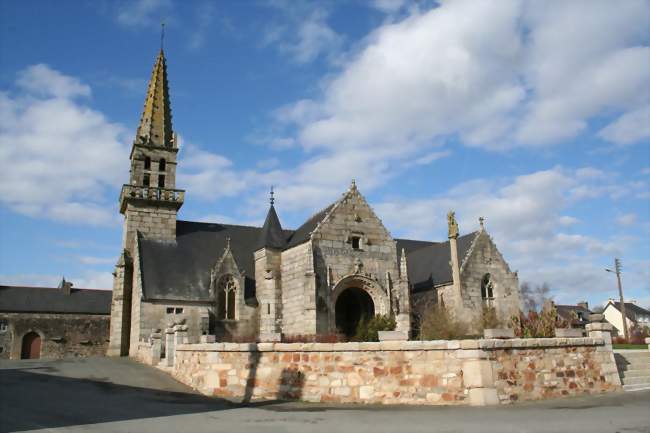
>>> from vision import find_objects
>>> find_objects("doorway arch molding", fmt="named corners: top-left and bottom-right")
top-left (331, 274), bottom-right (389, 316)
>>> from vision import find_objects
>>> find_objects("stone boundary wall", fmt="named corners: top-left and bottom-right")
top-left (167, 337), bottom-right (621, 406)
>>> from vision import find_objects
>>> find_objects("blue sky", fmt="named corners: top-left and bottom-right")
top-left (0, 0), bottom-right (648, 309)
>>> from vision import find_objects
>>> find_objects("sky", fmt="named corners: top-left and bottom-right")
top-left (0, 0), bottom-right (648, 309)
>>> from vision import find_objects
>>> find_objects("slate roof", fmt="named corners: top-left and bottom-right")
top-left (256, 205), bottom-right (287, 250)
top-left (607, 301), bottom-right (650, 322)
top-left (0, 286), bottom-right (112, 314)
top-left (398, 232), bottom-right (478, 291)
top-left (286, 204), bottom-right (335, 248)
top-left (139, 216), bottom-right (479, 302)
top-left (556, 304), bottom-right (592, 326)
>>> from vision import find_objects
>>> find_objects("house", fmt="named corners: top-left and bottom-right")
top-left (556, 301), bottom-right (592, 329)
top-left (0, 279), bottom-right (112, 359)
top-left (602, 299), bottom-right (650, 336)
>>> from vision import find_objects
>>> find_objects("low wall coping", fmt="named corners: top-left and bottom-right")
top-left (175, 337), bottom-right (604, 353)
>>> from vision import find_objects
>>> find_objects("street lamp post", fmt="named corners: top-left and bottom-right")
top-left (606, 258), bottom-right (629, 341)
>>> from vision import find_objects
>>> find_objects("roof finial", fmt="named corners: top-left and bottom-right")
top-left (270, 185), bottom-right (275, 206)
top-left (160, 22), bottom-right (165, 51)
top-left (225, 236), bottom-right (231, 251)
top-left (350, 179), bottom-right (357, 191)
top-left (479, 216), bottom-right (485, 230)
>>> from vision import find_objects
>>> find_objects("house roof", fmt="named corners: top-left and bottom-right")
top-left (0, 286), bottom-right (112, 314)
top-left (606, 301), bottom-right (650, 322)
top-left (556, 304), bottom-right (592, 325)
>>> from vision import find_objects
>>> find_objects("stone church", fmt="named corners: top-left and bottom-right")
top-left (107, 50), bottom-right (521, 357)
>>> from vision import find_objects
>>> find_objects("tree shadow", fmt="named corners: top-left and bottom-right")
top-left (277, 367), bottom-right (305, 401)
top-left (0, 368), bottom-right (235, 433)
top-left (242, 349), bottom-right (261, 404)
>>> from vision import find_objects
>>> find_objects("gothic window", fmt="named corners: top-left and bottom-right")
top-left (144, 156), bottom-right (151, 170)
top-left (158, 174), bottom-right (165, 188)
top-left (217, 275), bottom-right (237, 320)
top-left (143, 173), bottom-right (150, 187)
top-left (481, 273), bottom-right (494, 303)
top-left (159, 159), bottom-right (166, 171)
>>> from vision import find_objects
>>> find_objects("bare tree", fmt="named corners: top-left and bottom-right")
top-left (520, 282), bottom-right (552, 312)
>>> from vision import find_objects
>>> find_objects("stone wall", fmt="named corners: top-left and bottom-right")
top-left (168, 337), bottom-right (620, 406)
top-left (280, 243), bottom-right (315, 334)
top-left (0, 313), bottom-right (109, 359)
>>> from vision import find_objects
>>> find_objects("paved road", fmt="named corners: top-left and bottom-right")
top-left (1, 357), bottom-right (649, 433)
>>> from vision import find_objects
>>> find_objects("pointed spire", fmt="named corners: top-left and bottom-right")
top-left (269, 185), bottom-right (275, 206)
top-left (257, 196), bottom-right (286, 250)
top-left (135, 48), bottom-right (174, 148)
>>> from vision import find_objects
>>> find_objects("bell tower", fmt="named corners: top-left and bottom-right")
top-left (119, 48), bottom-right (184, 250)
top-left (108, 47), bottom-right (184, 356)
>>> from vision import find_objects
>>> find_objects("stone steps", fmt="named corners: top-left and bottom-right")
top-left (614, 350), bottom-right (650, 392)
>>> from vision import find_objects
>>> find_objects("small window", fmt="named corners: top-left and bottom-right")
top-left (143, 173), bottom-right (150, 187)
top-left (0, 321), bottom-right (7, 333)
top-left (481, 274), bottom-right (494, 300)
top-left (267, 304), bottom-right (271, 315)
top-left (175, 308), bottom-right (183, 314)
top-left (158, 175), bottom-right (165, 188)
top-left (159, 159), bottom-right (166, 171)
top-left (577, 312), bottom-right (584, 321)
top-left (144, 156), bottom-right (151, 170)
top-left (351, 236), bottom-right (361, 250)
top-left (166, 307), bottom-right (174, 314)
top-left (0, 347), bottom-right (4, 353)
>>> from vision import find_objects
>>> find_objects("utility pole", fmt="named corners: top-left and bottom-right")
top-left (606, 258), bottom-right (629, 341)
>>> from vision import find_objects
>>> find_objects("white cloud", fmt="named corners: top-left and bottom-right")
top-left (78, 256), bottom-right (116, 265)
top-left (0, 270), bottom-right (113, 290)
top-left (617, 213), bottom-right (637, 227)
top-left (598, 105), bottom-right (650, 145)
top-left (116, 0), bottom-right (172, 27)
top-left (188, 2), bottom-right (215, 51)
top-left (262, 3), bottom-right (342, 64)
top-left (0, 65), bottom-right (128, 225)
top-left (273, 0), bottom-right (648, 155)
top-left (371, 0), bottom-right (409, 13)
top-left (374, 167), bottom-right (630, 301)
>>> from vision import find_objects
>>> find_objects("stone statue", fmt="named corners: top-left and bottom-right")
top-left (447, 210), bottom-right (459, 238)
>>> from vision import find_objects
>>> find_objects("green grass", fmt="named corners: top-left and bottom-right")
top-left (613, 344), bottom-right (648, 350)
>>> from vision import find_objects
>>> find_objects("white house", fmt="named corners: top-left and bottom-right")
top-left (602, 299), bottom-right (650, 336)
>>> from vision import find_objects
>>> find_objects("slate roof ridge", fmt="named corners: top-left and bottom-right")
top-left (0, 285), bottom-right (108, 292)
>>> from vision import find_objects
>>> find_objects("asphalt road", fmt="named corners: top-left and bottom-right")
top-left (1, 357), bottom-right (648, 433)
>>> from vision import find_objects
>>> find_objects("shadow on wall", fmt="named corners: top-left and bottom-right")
top-left (242, 350), bottom-right (261, 404)
top-left (278, 368), bottom-right (305, 401)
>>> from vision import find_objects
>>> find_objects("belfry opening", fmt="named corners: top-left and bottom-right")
top-left (335, 287), bottom-right (375, 337)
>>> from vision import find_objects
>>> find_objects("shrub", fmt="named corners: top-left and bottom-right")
top-left (509, 303), bottom-right (569, 338)
top-left (353, 315), bottom-right (396, 342)
top-left (612, 325), bottom-right (650, 345)
top-left (418, 304), bottom-right (469, 340)
top-left (480, 306), bottom-right (503, 330)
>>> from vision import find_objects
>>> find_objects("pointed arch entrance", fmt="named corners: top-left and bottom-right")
top-left (21, 332), bottom-right (41, 359)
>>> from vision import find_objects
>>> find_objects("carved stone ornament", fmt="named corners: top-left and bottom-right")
top-left (447, 210), bottom-right (459, 238)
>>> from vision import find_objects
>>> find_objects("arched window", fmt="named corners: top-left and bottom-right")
top-left (144, 156), bottom-right (151, 170)
top-left (159, 158), bottom-right (166, 171)
top-left (481, 273), bottom-right (494, 305)
top-left (217, 275), bottom-right (237, 320)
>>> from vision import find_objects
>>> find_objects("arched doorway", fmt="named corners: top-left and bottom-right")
top-left (335, 287), bottom-right (375, 337)
top-left (21, 332), bottom-right (41, 359)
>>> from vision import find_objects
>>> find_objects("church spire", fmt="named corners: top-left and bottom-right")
top-left (135, 48), bottom-right (175, 148)
top-left (257, 187), bottom-right (287, 250)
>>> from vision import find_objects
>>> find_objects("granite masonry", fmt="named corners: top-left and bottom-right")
top-left (109, 48), bottom-right (522, 359)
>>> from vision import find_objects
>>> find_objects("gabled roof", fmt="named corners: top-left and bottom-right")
top-left (0, 286), bottom-right (112, 314)
top-left (556, 304), bottom-right (592, 325)
top-left (398, 232), bottom-right (477, 291)
top-left (606, 301), bottom-right (650, 322)
top-left (256, 205), bottom-right (287, 250)
top-left (286, 204), bottom-right (335, 248)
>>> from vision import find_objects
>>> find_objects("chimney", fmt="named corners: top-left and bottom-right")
top-left (577, 301), bottom-right (589, 310)
top-left (58, 277), bottom-right (73, 295)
